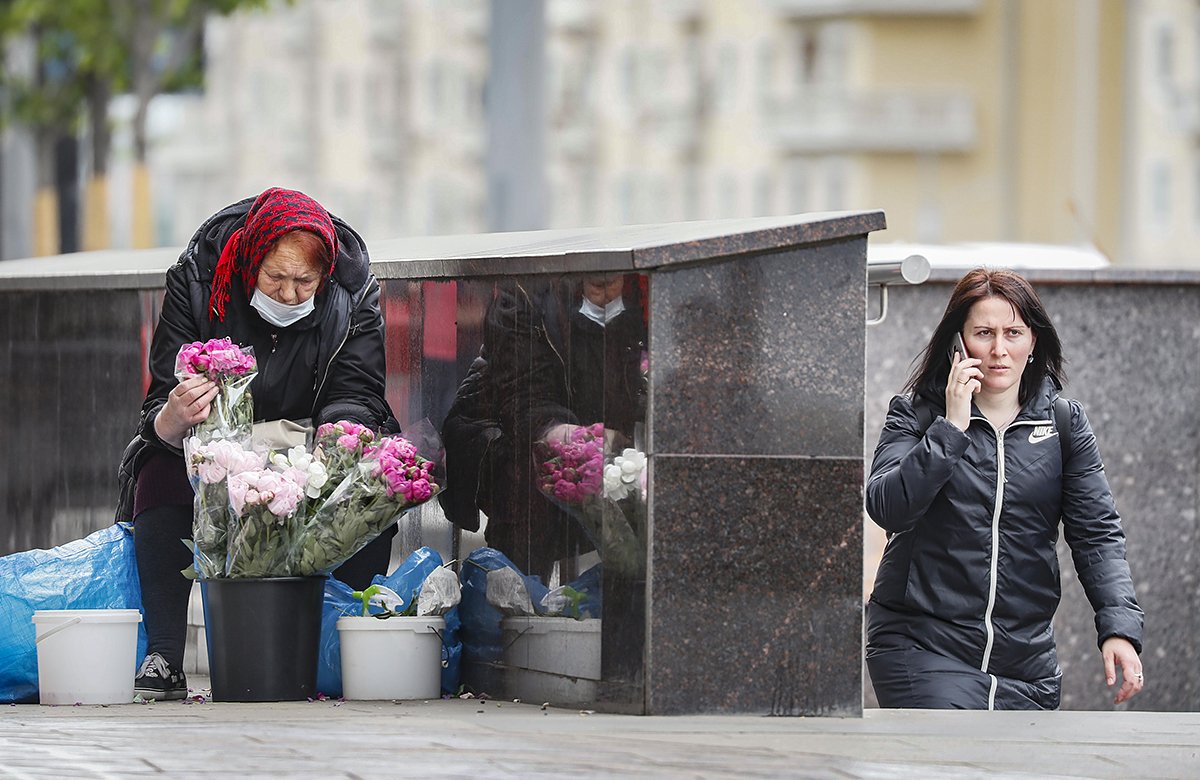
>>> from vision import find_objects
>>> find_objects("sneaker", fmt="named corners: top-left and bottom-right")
top-left (134, 652), bottom-right (188, 701)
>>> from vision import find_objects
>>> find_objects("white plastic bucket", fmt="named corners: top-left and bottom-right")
top-left (32, 609), bottom-right (142, 705)
top-left (336, 616), bottom-right (444, 700)
top-left (500, 617), bottom-right (601, 680)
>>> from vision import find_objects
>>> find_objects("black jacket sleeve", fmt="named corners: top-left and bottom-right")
top-left (1059, 399), bottom-right (1145, 653)
top-left (483, 282), bottom-right (574, 444)
top-left (313, 276), bottom-right (397, 432)
top-left (865, 394), bottom-right (971, 534)
top-left (136, 261), bottom-right (202, 455)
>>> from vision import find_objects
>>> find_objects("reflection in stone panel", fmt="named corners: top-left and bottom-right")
top-left (437, 273), bottom-right (649, 710)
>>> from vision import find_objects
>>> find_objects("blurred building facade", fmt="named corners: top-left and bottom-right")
top-left (4, 0), bottom-right (1199, 267)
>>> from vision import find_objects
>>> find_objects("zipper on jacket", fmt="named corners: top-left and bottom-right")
top-left (977, 416), bottom-right (1053, 710)
top-left (980, 420), bottom-right (1004, 681)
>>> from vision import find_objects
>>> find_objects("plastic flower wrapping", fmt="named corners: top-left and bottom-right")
top-left (176, 341), bottom-right (444, 579)
top-left (175, 337), bottom-right (257, 438)
top-left (535, 423), bottom-right (647, 578)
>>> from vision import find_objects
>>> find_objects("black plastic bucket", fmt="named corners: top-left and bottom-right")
top-left (200, 576), bottom-right (325, 702)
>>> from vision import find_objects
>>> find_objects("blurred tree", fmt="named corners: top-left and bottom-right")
top-left (112, 0), bottom-right (271, 248)
top-left (0, 1), bottom-right (90, 255)
top-left (0, 0), bottom-right (270, 254)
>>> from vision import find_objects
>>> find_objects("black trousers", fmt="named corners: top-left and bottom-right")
top-left (133, 503), bottom-right (396, 669)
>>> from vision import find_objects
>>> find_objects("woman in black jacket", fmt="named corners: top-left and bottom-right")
top-left (128, 188), bottom-right (398, 700)
top-left (441, 274), bottom-right (647, 581)
top-left (865, 268), bottom-right (1144, 710)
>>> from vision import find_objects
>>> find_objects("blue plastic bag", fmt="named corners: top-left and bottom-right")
top-left (458, 547), bottom-right (601, 676)
top-left (316, 546), bottom-right (462, 698)
top-left (0, 523), bottom-right (148, 703)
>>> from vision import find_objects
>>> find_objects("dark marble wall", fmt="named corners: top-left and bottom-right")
top-left (865, 276), bottom-right (1199, 712)
top-left (0, 290), bottom-right (148, 554)
top-left (648, 239), bottom-right (867, 716)
top-left (1, 215), bottom-right (879, 718)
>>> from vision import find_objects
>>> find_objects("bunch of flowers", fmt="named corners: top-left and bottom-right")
top-left (536, 423), bottom-right (605, 505)
top-left (603, 448), bottom-right (647, 502)
top-left (535, 423), bottom-right (648, 579)
top-left (175, 338), bottom-right (257, 439)
top-left (287, 433), bottom-right (440, 577)
top-left (186, 436), bottom-right (268, 578)
top-left (224, 468), bottom-right (308, 577)
top-left (175, 339), bottom-right (445, 580)
top-left (313, 421), bottom-right (376, 490)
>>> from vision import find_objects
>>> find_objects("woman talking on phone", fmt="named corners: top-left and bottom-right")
top-left (864, 268), bottom-right (1144, 710)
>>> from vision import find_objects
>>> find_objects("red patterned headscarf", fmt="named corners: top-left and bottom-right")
top-left (209, 187), bottom-right (339, 321)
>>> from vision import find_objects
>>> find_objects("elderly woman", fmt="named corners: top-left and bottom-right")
top-left (127, 188), bottom-right (397, 700)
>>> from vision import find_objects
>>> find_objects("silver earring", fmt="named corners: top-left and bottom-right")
top-left (1027, 354), bottom-right (1034, 364)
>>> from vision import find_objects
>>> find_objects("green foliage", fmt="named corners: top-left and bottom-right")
top-left (0, 0), bottom-right (275, 141)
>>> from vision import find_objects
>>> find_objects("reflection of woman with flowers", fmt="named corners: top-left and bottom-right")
top-left (121, 188), bottom-right (399, 701)
top-left (443, 274), bottom-right (647, 581)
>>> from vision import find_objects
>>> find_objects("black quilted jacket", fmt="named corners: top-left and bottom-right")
top-left (116, 196), bottom-right (396, 520)
top-left (864, 377), bottom-right (1143, 707)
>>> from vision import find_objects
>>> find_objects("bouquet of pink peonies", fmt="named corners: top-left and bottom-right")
top-left (535, 423), bottom-right (647, 578)
top-left (536, 423), bottom-right (605, 505)
top-left (225, 467), bottom-right (309, 578)
top-left (175, 338), bottom-right (445, 580)
top-left (181, 415), bottom-right (441, 579)
top-left (175, 338), bottom-right (257, 439)
top-left (186, 436), bottom-right (268, 578)
top-left (287, 426), bottom-right (441, 576)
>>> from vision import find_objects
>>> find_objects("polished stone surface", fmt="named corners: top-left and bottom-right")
top-left (644, 230), bottom-right (868, 715)
top-left (648, 456), bottom-right (863, 716)
top-left (0, 290), bottom-right (146, 554)
top-left (650, 239), bottom-right (866, 458)
top-left (1, 212), bottom-right (883, 719)
top-left (865, 278), bottom-right (1200, 712)
top-left (0, 212), bottom-right (886, 288)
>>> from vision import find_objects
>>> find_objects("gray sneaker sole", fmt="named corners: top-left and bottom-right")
top-left (133, 685), bottom-right (188, 701)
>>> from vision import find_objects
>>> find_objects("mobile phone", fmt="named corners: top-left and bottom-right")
top-left (947, 332), bottom-right (968, 365)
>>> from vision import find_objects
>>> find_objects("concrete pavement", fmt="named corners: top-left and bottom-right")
top-left (1, 676), bottom-right (1197, 779)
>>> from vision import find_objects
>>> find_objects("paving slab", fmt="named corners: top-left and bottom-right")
top-left (1, 680), bottom-right (1197, 779)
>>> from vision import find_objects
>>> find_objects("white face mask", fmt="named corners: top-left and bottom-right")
top-left (579, 296), bottom-right (625, 327)
top-left (250, 288), bottom-right (316, 328)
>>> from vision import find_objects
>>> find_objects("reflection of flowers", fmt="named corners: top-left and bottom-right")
top-left (603, 448), bottom-right (647, 502)
top-left (536, 426), bottom-right (646, 579)
top-left (537, 423), bottom-right (604, 504)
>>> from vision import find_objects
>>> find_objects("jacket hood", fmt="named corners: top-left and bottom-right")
top-left (181, 195), bottom-right (371, 294)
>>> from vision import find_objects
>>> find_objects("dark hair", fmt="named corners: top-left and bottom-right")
top-left (903, 267), bottom-right (1066, 404)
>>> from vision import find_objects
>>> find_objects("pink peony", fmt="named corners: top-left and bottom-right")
top-left (176, 338), bottom-right (256, 381)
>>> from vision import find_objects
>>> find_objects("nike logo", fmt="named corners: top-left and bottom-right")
top-left (1028, 425), bottom-right (1058, 444)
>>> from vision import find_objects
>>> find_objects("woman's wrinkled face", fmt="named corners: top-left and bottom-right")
top-left (961, 295), bottom-right (1037, 396)
top-left (583, 275), bottom-right (624, 306)
top-left (256, 233), bottom-right (324, 305)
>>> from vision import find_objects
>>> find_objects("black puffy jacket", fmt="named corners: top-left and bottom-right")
top-left (127, 195), bottom-right (396, 474)
top-left (865, 377), bottom-right (1143, 708)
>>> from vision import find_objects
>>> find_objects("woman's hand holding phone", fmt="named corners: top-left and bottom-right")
top-left (945, 332), bottom-right (980, 431)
